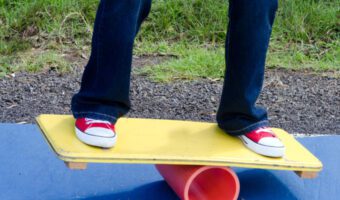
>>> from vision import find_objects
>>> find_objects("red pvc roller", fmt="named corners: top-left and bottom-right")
top-left (155, 165), bottom-right (240, 200)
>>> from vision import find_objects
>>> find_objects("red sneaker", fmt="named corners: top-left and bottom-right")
top-left (75, 118), bottom-right (116, 148)
top-left (239, 127), bottom-right (285, 157)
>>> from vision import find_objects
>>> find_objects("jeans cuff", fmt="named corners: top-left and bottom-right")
top-left (222, 120), bottom-right (269, 136)
top-left (73, 111), bottom-right (118, 123)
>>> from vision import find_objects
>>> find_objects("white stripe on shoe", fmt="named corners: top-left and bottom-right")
top-left (239, 135), bottom-right (285, 157)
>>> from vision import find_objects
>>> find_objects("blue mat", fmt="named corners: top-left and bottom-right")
top-left (0, 124), bottom-right (338, 200)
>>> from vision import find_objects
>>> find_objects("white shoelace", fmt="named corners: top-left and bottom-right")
top-left (85, 118), bottom-right (111, 125)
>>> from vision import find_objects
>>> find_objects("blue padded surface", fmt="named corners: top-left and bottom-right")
top-left (0, 124), bottom-right (338, 200)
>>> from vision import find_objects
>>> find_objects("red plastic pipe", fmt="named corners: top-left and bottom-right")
top-left (155, 165), bottom-right (240, 200)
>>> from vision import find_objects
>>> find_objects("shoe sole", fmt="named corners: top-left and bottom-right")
top-left (239, 136), bottom-right (285, 157)
top-left (75, 127), bottom-right (116, 148)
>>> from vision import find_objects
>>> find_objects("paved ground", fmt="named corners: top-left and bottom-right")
top-left (0, 56), bottom-right (339, 134)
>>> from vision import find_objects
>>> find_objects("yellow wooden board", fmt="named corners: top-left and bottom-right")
top-left (36, 114), bottom-right (322, 172)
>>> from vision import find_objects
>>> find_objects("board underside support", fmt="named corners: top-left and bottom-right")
top-left (294, 171), bottom-right (318, 179)
top-left (64, 161), bottom-right (318, 179)
top-left (64, 162), bottom-right (87, 170)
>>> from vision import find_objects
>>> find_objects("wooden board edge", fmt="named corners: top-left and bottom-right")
top-left (294, 171), bottom-right (319, 179)
top-left (35, 116), bottom-right (67, 159)
top-left (64, 162), bottom-right (88, 170)
top-left (36, 115), bottom-right (85, 169)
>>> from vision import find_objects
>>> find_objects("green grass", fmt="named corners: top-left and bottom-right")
top-left (19, 51), bottom-right (70, 73)
top-left (0, 49), bottom-right (70, 75)
top-left (0, 0), bottom-right (95, 76)
top-left (136, 41), bottom-right (340, 82)
top-left (135, 43), bottom-right (225, 82)
top-left (0, 0), bottom-right (339, 80)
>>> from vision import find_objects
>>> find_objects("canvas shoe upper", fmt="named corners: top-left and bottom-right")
top-left (239, 127), bottom-right (285, 157)
top-left (75, 118), bottom-right (116, 148)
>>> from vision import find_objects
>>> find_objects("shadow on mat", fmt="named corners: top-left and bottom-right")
top-left (237, 169), bottom-right (298, 200)
top-left (82, 180), bottom-right (179, 200)
top-left (82, 169), bottom-right (298, 200)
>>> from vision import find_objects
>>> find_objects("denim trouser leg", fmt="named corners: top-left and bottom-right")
top-left (216, 0), bottom-right (278, 136)
top-left (71, 0), bottom-right (152, 122)
top-left (72, 0), bottom-right (278, 136)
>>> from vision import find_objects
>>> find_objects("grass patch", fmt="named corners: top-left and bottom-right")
top-left (0, 0), bottom-right (95, 76)
top-left (267, 40), bottom-right (340, 71)
top-left (136, 40), bottom-right (339, 82)
top-left (135, 43), bottom-right (225, 82)
top-left (18, 50), bottom-right (70, 73)
top-left (0, 49), bottom-right (70, 77)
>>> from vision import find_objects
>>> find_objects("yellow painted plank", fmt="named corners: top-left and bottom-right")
top-left (36, 114), bottom-right (322, 171)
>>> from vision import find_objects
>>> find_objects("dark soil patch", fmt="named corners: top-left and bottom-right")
top-left (0, 56), bottom-right (339, 135)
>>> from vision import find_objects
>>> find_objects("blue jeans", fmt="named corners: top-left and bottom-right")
top-left (71, 0), bottom-right (278, 136)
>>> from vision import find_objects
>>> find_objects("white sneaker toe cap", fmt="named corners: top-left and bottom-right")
top-left (258, 137), bottom-right (284, 148)
top-left (86, 127), bottom-right (115, 138)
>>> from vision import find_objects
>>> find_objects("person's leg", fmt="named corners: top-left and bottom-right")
top-left (217, 0), bottom-right (278, 136)
top-left (71, 0), bottom-right (152, 123)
